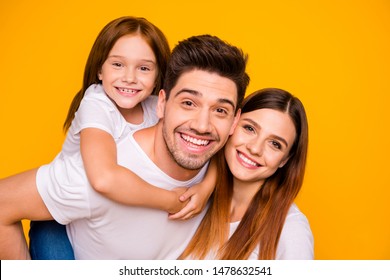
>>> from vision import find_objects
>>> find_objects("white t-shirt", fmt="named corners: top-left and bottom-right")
top-left (203, 203), bottom-right (314, 260)
top-left (37, 84), bottom-right (209, 259)
top-left (236, 203), bottom-right (314, 260)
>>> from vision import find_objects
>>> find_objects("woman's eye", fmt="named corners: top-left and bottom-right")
top-left (243, 125), bottom-right (255, 132)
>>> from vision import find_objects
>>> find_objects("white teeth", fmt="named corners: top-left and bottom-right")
top-left (119, 88), bottom-right (137, 94)
top-left (182, 134), bottom-right (209, 146)
top-left (238, 152), bottom-right (258, 167)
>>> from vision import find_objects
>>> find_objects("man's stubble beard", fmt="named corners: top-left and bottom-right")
top-left (161, 121), bottom-right (214, 171)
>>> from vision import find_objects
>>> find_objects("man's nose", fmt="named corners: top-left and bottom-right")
top-left (190, 109), bottom-right (212, 134)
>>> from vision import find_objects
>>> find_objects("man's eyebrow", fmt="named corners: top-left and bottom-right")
top-left (242, 118), bottom-right (289, 147)
top-left (174, 88), bottom-right (199, 98)
top-left (174, 88), bottom-right (236, 110)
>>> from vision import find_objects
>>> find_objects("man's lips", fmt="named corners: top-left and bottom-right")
top-left (181, 133), bottom-right (210, 146)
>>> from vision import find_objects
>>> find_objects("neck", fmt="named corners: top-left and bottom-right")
top-left (119, 103), bottom-right (144, 124)
top-left (230, 178), bottom-right (263, 222)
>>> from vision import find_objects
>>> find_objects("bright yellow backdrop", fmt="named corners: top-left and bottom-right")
top-left (1, 0), bottom-right (389, 260)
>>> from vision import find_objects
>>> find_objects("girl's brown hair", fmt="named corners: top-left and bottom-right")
top-left (63, 16), bottom-right (170, 131)
top-left (181, 88), bottom-right (309, 259)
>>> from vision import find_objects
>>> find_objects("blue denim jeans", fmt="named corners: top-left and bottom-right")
top-left (29, 220), bottom-right (75, 260)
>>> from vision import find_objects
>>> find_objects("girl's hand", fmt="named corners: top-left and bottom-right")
top-left (166, 187), bottom-right (189, 214)
top-left (168, 184), bottom-right (209, 220)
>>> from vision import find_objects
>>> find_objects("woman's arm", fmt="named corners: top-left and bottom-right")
top-left (80, 128), bottom-right (186, 213)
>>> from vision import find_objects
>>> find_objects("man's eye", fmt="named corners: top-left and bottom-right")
top-left (216, 108), bottom-right (228, 115)
top-left (183, 100), bottom-right (194, 106)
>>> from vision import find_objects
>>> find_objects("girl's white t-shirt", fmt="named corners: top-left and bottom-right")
top-left (37, 84), bottom-right (209, 259)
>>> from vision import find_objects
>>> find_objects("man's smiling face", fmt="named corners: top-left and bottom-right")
top-left (159, 69), bottom-right (240, 170)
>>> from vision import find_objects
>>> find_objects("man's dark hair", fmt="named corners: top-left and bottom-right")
top-left (164, 35), bottom-right (250, 111)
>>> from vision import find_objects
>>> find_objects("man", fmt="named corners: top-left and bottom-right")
top-left (0, 35), bottom-right (249, 259)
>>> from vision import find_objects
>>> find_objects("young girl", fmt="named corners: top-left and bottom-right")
top-left (1, 16), bottom-right (215, 259)
top-left (181, 88), bottom-right (314, 260)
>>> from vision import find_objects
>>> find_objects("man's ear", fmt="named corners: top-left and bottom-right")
top-left (229, 109), bottom-right (241, 135)
top-left (157, 89), bottom-right (167, 118)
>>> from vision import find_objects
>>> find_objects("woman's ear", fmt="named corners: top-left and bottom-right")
top-left (157, 89), bottom-right (166, 118)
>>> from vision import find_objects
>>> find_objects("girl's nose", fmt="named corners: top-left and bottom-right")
top-left (123, 68), bottom-right (137, 83)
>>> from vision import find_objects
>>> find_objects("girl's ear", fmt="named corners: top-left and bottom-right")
top-left (157, 89), bottom-right (166, 118)
top-left (98, 71), bottom-right (102, 81)
top-left (279, 156), bottom-right (290, 168)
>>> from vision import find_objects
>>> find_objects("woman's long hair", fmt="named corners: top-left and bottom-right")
top-left (180, 88), bottom-right (309, 259)
top-left (63, 16), bottom-right (170, 131)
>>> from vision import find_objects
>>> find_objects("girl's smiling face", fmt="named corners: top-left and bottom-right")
top-left (224, 108), bottom-right (296, 184)
top-left (98, 34), bottom-right (158, 111)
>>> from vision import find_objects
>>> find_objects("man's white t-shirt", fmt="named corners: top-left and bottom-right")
top-left (36, 84), bottom-right (208, 259)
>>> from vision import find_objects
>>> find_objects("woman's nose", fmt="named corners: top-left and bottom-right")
top-left (246, 137), bottom-right (263, 156)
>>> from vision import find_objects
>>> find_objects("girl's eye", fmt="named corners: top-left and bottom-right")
top-left (139, 66), bottom-right (151, 71)
top-left (112, 62), bottom-right (123, 67)
top-left (271, 141), bottom-right (282, 150)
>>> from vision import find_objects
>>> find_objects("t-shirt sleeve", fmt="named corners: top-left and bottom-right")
top-left (276, 209), bottom-right (314, 260)
top-left (72, 95), bottom-right (124, 139)
top-left (36, 162), bottom-right (92, 225)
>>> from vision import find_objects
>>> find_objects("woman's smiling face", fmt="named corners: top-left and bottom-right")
top-left (224, 108), bottom-right (296, 184)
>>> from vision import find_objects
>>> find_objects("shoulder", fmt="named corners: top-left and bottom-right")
top-left (77, 84), bottom-right (116, 116)
top-left (276, 203), bottom-right (314, 260)
top-left (82, 84), bottom-right (114, 107)
top-left (73, 84), bottom-right (126, 138)
top-left (285, 204), bottom-right (310, 224)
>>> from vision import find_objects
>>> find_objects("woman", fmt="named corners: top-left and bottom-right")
top-left (181, 88), bottom-right (314, 260)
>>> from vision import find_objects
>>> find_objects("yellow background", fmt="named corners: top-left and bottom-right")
top-left (0, 0), bottom-right (389, 259)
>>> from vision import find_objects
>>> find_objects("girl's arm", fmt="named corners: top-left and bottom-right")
top-left (168, 158), bottom-right (217, 220)
top-left (80, 127), bottom-right (186, 213)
